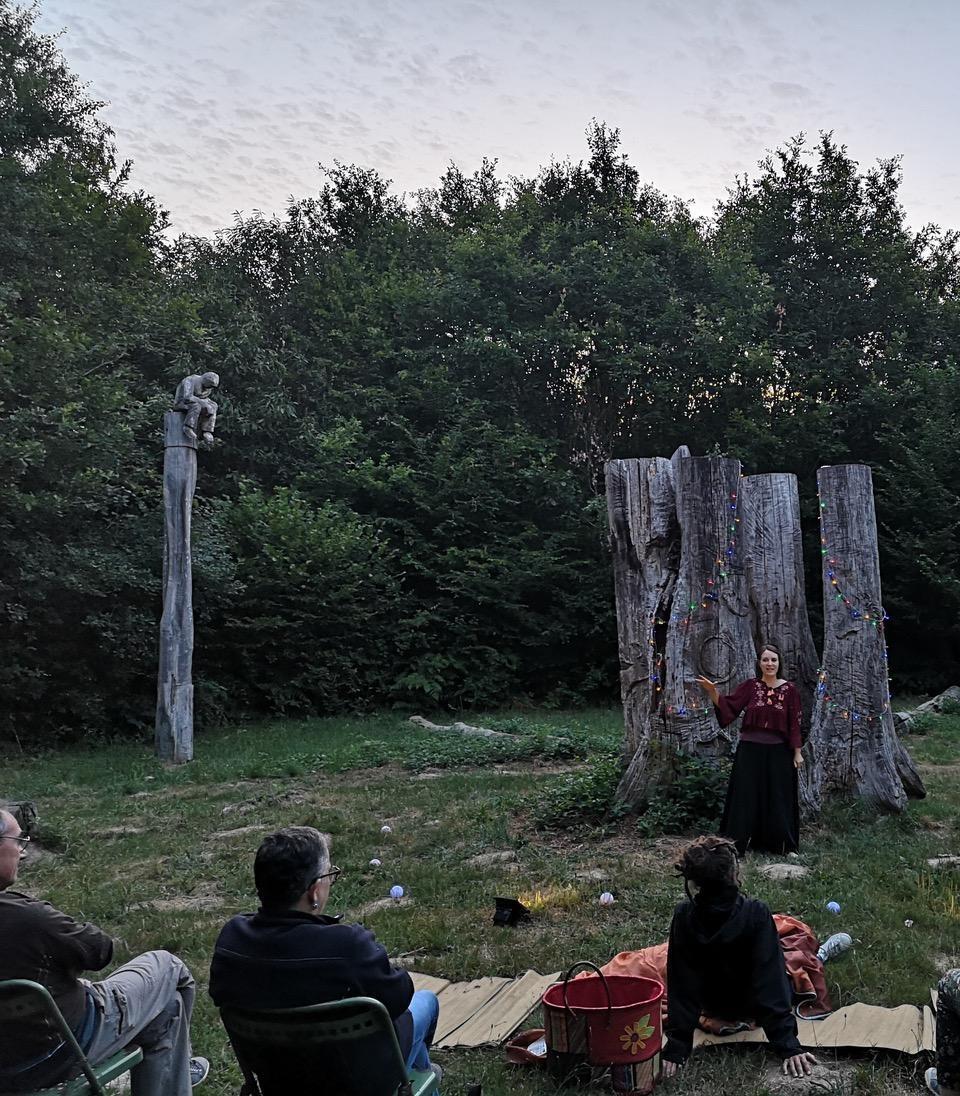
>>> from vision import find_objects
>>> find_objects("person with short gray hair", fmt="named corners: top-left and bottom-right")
top-left (210, 826), bottom-right (440, 1079)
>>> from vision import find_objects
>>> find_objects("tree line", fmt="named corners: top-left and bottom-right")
top-left (2, 2), bottom-right (959, 744)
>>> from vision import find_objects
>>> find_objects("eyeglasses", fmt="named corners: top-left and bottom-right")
top-left (0, 835), bottom-right (30, 850)
top-left (313, 865), bottom-right (341, 886)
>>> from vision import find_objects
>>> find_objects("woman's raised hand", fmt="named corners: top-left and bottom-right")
top-left (696, 676), bottom-right (719, 705)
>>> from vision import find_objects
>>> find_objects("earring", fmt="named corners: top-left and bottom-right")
top-left (310, 900), bottom-right (319, 910)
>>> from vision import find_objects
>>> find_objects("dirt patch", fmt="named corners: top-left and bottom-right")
top-left (130, 895), bottom-right (224, 912)
top-left (758, 1058), bottom-right (914, 1096)
top-left (466, 850), bottom-right (518, 867)
top-left (128, 779), bottom-right (265, 801)
top-left (757, 862), bottom-right (810, 881)
top-left (210, 824), bottom-right (270, 841)
top-left (355, 895), bottom-right (415, 917)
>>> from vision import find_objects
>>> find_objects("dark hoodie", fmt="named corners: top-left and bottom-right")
top-left (209, 909), bottom-right (415, 1054)
top-left (662, 884), bottom-right (802, 1064)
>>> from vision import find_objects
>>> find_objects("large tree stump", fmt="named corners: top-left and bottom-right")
top-left (606, 455), bottom-right (682, 807)
top-left (662, 456), bottom-right (755, 757)
top-left (741, 473), bottom-right (819, 742)
top-left (804, 464), bottom-right (924, 811)
top-left (156, 411), bottom-right (197, 764)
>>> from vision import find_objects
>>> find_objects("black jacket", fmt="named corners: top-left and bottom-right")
top-left (662, 887), bottom-right (802, 1064)
top-left (209, 910), bottom-right (415, 1054)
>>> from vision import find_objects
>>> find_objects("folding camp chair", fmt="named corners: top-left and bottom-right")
top-left (0, 979), bottom-right (142, 1095)
top-left (219, 996), bottom-right (440, 1096)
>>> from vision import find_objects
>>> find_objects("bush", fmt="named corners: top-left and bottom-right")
top-left (532, 752), bottom-right (623, 829)
top-left (531, 749), bottom-right (730, 834)
top-left (636, 753), bottom-right (730, 837)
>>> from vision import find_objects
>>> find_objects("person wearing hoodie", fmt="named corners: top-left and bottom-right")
top-left (208, 826), bottom-right (440, 1079)
top-left (660, 835), bottom-right (817, 1080)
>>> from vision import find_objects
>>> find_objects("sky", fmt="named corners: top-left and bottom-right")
top-left (34, 0), bottom-right (960, 238)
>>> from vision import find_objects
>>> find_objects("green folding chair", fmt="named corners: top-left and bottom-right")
top-left (219, 996), bottom-right (440, 1096)
top-left (0, 979), bottom-right (142, 1095)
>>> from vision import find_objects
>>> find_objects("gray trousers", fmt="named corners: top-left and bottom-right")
top-left (84, 950), bottom-right (195, 1096)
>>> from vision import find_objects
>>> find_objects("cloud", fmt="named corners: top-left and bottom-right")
top-left (769, 81), bottom-right (813, 102)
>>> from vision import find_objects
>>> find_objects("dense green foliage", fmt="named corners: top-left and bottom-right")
top-left (2, 3), bottom-right (960, 743)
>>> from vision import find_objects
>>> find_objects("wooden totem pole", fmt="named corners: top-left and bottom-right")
top-left (156, 372), bottom-right (220, 764)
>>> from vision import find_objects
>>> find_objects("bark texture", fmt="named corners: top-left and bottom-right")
top-left (805, 464), bottom-right (924, 811)
top-left (662, 456), bottom-right (755, 758)
top-left (605, 455), bottom-right (681, 806)
top-left (156, 411), bottom-right (197, 764)
top-left (741, 473), bottom-right (819, 741)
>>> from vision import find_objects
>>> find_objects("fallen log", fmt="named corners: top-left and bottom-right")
top-left (408, 716), bottom-right (518, 740)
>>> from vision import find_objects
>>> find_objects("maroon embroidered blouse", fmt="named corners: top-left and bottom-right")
top-left (714, 679), bottom-right (802, 749)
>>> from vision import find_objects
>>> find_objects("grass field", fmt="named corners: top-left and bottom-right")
top-left (5, 707), bottom-right (960, 1095)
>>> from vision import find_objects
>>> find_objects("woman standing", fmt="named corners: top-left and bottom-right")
top-left (697, 644), bottom-right (803, 855)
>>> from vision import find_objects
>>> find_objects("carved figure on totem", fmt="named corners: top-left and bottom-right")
top-left (173, 371), bottom-right (219, 444)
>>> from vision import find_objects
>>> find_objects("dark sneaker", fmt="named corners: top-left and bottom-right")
top-left (190, 1057), bottom-right (210, 1087)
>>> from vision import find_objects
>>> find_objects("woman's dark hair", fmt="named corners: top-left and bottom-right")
top-left (673, 835), bottom-right (739, 890)
top-left (254, 826), bottom-right (329, 909)
top-left (755, 642), bottom-right (784, 679)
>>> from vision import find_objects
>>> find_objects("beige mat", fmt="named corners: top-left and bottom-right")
top-left (413, 971), bottom-right (937, 1055)
top-left (411, 969), bottom-right (559, 1048)
top-left (694, 1001), bottom-right (936, 1056)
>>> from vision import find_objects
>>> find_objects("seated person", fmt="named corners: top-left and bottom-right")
top-left (0, 809), bottom-right (208, 1094)
top-left (661, 835), bottom-right (817, 1080)
top-left (209, 826), bottom-right (440, 1079)
top-left (927, 968), bottom-right (960, 1094)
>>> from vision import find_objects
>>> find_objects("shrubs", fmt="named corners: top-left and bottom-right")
top-left (533, 750), bottom-right (730, 835)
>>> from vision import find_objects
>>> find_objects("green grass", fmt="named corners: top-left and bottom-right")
top-left (5, 707), bottom-right (959, 1095)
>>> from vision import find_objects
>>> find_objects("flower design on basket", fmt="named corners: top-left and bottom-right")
top-left (619, 1014), bottom-right (656, 1055)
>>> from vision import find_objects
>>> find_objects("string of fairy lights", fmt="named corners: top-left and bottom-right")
top-left (650, 484), bottom-right (742, 718)
top-left (643, 479), bottom-right (894, 726)
top-left (815, 488), bottom-right (892, 725)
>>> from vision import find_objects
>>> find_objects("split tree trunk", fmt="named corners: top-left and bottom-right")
top-left (804, 464), bottom-right (924, 811)
top-left (606, 455), bottom-right (682, 806)
top-left (741, 472), bottom-right (819, 745)
top-left (662, 456), bottom-right (755, 757)
top-left (156, 411), bottom-right (197, 764)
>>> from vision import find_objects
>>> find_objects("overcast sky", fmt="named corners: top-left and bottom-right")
top-left (34, 0), bottom-right (960, 238)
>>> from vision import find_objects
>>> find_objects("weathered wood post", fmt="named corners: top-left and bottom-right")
top-left (662, 455), bottom-right (755, 757)
top-left (156, 372), bottom-right (219, 763)
top-left (804, 464), bottom-right (924, 811)
top-left (741, 472), bottom-right (819, 766)
top-left (606, 455), bottom-right (681, 807)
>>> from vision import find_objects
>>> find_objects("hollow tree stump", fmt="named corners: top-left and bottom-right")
top-left (606, 456), bottom-right (681, 807)
top-left (805, 464), bottom-right (924, 811)
top-left (741, 472), bottom-right (819, 739)
top-left (662, 456), bottom-right (755, 757)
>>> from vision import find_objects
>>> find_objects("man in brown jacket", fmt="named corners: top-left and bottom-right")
top-left (0, 809), bottom-right (208, 1093)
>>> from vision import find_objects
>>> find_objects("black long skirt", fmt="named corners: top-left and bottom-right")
top-left (720, 741), bottom-right (799, 856)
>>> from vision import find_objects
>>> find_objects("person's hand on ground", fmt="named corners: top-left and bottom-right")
top-left (661, 1060), bottom-right (680, 1079)
top-left (782, 1051), bottom-right (817, 1076)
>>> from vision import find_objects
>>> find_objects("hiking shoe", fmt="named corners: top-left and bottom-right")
top-left (816, 932), bottom-right (853, 963)
top-left (190, 1057), bottom-right (210, 1087)
top-left (926, 1067), bottom-right (939, 1094)
top-left (428, 1061), bottom-right (443, 1087)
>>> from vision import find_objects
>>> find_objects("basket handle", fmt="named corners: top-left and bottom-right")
top-left (560, 960), bottom-right (613, 1029)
